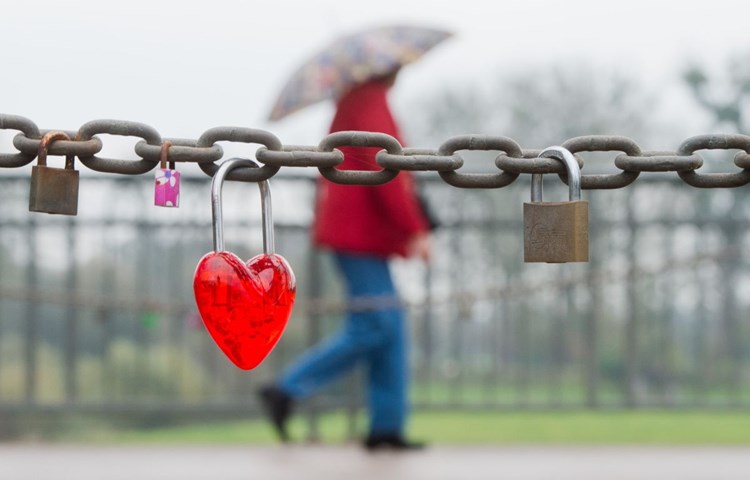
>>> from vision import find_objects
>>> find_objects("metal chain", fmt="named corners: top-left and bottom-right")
top-left (3, 113), bottom-right (750, 189)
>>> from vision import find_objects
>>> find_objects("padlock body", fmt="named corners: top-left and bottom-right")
top-left (524, 200), bottom-right (589, 263)
top-left (154, 168), bottom-right (180, 207)
top-left (28, 165), bottom-right (80, 216)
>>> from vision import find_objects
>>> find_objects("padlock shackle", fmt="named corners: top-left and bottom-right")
top-left (211, 158), bottom-right (274, 255)
top-left (38, 131), bottom-right (75, 169)
top-left (159, 140), bottom-right (174, 170)
top-left (531, 146), bottom-right (581, 202)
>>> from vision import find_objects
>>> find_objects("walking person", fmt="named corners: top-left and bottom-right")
top-left (259, 70), bottom-right (432, 451)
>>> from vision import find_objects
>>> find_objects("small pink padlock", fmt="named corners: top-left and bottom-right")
top-left (154, 141), bottom-right (180, 207)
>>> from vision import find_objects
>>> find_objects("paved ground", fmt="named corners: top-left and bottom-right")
top-left (2, 444), bottom-right (750, 480)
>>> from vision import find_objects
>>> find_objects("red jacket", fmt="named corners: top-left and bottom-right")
top-left (313, 81), bottom-right (429, 257)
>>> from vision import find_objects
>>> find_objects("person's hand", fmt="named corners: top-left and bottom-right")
top-left (406, 232), bottom-right (432, 262)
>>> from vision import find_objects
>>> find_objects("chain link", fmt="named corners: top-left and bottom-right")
top-left (196, 126), bottom-right (281, 182)
top-left (0, 114), bottom-right (40, 167)
top-left (256, 145), bottom-right (343, 168)
top-left (77, 119), bottom-right (162, 175)
top-left (438, 135), bottom-right (521, 188)
top-left (677, 134), bottom-right (750, 188)
top-left (318, 131), bottom-right (401, 185)
top-left (614, 150), bottom-right (703, 172)
top-left (4, 113), bottom-right (750, 189)
top-left (557, 136), bottom-right (640, 189)
top-left (134, 138), bottom-right (223, 164)
top-left (13, 130), bottom-right (103, 158)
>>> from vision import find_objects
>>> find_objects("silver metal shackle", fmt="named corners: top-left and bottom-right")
top-left (211, 158), bottom-right (274, 254)
top-left (530, 146), bottom-right (582, 202)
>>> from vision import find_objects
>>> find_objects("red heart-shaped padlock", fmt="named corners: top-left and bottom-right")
top-left (194, 251), bottom-right (296, 370)
top-left (193, 157), bottom-right (296, 370)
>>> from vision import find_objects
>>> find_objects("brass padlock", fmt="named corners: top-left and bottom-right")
top-left (29, 131), bottom-right (80, 216)
top-left (524, 146), bottom-right (588, 263)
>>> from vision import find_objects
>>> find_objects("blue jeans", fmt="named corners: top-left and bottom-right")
top-left (278, 252), bottom-right (407, 435)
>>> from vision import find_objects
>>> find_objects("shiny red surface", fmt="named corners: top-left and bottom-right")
top-left (193, 251), bottom-right (296, 370)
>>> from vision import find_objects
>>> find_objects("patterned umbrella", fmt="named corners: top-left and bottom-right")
top-left (268, 25), bottom-right (452, 121)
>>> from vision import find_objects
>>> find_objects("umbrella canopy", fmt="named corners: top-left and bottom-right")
top-left (268, 25), bottom-right (452, 121)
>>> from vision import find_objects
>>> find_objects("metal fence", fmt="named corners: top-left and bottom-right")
top-left (0, 171), bottom-right (748, 438)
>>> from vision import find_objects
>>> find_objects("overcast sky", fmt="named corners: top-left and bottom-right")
top-left (2, 0), bottom-right (749, 157)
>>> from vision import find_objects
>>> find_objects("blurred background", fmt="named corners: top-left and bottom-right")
top-left (2, 0), bottom-right (750, 449)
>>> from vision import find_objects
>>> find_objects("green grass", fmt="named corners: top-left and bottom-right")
top-left (411, 411), bottom-right (750, 444)
top-left (62, 411), bottom-right (750, 445)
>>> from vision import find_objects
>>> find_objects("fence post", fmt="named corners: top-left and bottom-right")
top-left (585, 192), bottom-right (601, 409)
top-left (23, 216), bottom-right (38, 406)
top-left (64, 217), bottom-right (78, 403)
top-left (305, 249), bottom-right (323, 442)
top-left (722, 219), bottom-right (742, 406)
top-left (625, 188), bottom-right (638, 408)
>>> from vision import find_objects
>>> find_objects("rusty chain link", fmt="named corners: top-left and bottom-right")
top-left (3, 113), bottom-right (750, 189)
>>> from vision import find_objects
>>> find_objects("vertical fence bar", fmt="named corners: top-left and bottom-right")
top-left (168, 232), bottom-right (184, 401)
top-left (549, 287), bottom-right (565, 407)
top-left (722, 222), bottom-right (741, 406)
top-left (99, 220), bottom-right (115, 401)
top-left (693, 228), bottom-right (708, 407)
top-left (345, 370), bottom-right (360, 441)
top-left (448, 219), bottom-right (463, 407)
top-left (661, 224), bottom-right (676, 406)
top-left (23, 216), bottom-right (38, 405)
top-left (0, 226), bottom-right (4, 396)
top-left (419, 262), bottom-right (434, 406)
top-left (564, 282), bottom-right (576, 405)
top-left (304, 249), bottom-right (323, 442)
top-left (0, 225), bottom-right (4, 395)
top-left (624, 188), bottom-right (638, 408)
top-left (585, 192), bottom-right (600, 409)
top-left (135, 222), bottom-right (149, 398)
top-left (517, 303), bottom-right (530, 408)
top-left (64, 216), bottom-right (78, 403)
top-left (488, 295), bottom-right (502, 406)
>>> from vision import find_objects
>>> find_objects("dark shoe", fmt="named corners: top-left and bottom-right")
top-left (258, 385), bottom-right (293, 443)
top-left (363, 434), bottom-right (426, 451)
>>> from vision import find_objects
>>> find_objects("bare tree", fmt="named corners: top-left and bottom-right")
top-left (404, 63), bottom-right (657, 149)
